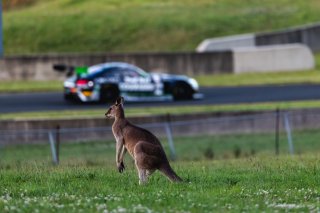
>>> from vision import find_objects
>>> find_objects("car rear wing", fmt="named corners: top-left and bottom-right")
top-left (53, 64), bottom-right (88, 77)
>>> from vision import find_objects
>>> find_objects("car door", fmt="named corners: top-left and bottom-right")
top-left (118, 67), bottom-right (155, 96)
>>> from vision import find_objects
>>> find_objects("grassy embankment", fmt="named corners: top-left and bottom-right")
top-left (4, 0), bottom-right (320, 54)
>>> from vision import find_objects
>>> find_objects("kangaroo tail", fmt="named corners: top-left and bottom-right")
top-left (159, 164), bottom-right (183, 182)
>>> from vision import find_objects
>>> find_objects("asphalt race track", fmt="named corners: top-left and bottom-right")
top-left (1, 84), bottom-right (320, 113)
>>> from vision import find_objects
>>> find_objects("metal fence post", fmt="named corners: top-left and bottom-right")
top-left (165, 114), bottom-right (176, 161)
top-left (275, 108), bottom-right (280, 155)
top-left (55, 125), bottom-right (60, 164)
top-left (48, 131), bottom-right (58, 165)
top-left (283, 112), bottom-right (294, 155)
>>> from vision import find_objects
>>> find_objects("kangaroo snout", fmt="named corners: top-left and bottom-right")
top-left (105, 107), bottom-right (113, 118)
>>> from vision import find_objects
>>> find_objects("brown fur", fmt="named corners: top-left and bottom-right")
top-left (105, 97), bottom-right (182, 184)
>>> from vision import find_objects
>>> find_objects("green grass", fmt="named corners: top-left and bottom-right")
top-left (1, 132), bottom-right (320, 212)
top-left (1, 158), bottom-right (320, 212)
top-left (0, 80), bottom-right (63, 93)
top-left (3, 0), bottom-right (320, 54)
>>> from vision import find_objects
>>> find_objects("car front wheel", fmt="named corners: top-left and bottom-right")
top-left (172, 82), bottom-right (193, 100)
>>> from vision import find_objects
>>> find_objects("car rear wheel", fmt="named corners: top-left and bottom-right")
top-left (99, 84), bottom-right (120, 103)
top-left (64, 93), bottom-right (80, 102)
top-left (64, 94), bottom-right (73, 101)
top-left (172, 82), bottom-right (193, 100)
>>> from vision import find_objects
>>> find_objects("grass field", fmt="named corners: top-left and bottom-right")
top-left (0, 80), bottom-right (63, 93)
top-left (1, 132), bottom-right (320, 212)
top-left (3, 0), bottom-right (320, 54)
top-left (0, 157), bottom-right (319, 212)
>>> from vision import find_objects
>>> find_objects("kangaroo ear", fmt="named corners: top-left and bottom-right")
top-left (116, 96), bottom-right (124, 105)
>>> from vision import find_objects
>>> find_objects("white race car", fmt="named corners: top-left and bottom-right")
top-left (55, 62), bottom-right (202, 103)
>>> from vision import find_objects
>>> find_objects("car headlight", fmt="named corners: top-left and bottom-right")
top-left (188, 78), bottom-right (199, 91)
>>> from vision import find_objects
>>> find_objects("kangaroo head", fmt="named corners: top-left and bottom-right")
top-left (105, 97), bottom-right (125, 119)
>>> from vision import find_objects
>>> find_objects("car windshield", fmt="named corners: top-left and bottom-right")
top-left (130, 66), bottom-right (149, 77)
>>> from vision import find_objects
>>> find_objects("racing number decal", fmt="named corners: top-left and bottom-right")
top-left (119, 76), bottom-right (155, 92)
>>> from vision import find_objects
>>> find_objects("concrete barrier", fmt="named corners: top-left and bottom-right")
top-left (232, 44), bottom-right (315, 74)
top-left (256, 22), bottom-right (320, 52)
top-left (0, 51), bottom-right (233, 81)
top-left (197, 22), bottom-right (320, 53)
top-left (196, 34), bottom-right (255, 52)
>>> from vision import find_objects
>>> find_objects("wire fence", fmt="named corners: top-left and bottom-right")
top-left (1, 109), bottom-right (320, 164)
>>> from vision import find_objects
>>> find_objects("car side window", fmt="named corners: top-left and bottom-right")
top-left (101, 68), bottom-right (121, 78)
top-left (120, 68), bottom-right (140, 78)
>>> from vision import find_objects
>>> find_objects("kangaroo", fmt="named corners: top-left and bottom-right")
top-left (105, 97), bottom-right (182, 184)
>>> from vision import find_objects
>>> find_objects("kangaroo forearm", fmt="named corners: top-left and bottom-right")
top-left (116, 143), bottom-right (123, 164)
top-left (119, 146), bottom-right (127, 162)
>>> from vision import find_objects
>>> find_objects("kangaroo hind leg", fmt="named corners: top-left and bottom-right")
top-left (134, 141), bottom-right (162, 184)
top-left (146, 169), bottom-right (155, 177)
top-left (137, 168), bottom-right (147, 185)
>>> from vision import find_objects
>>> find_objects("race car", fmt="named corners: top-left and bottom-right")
top-left (54, 62), bottom-right (202, 103)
